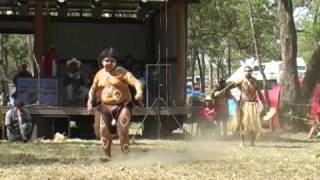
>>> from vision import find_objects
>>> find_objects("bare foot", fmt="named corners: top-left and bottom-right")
top-left (304, 136), bottom-right (312, 140)
top-left (239, 142), bottom-right (244, 147)
top-left (100, 156), bottom-right (112, 162)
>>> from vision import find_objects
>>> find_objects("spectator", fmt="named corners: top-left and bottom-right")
top-left (212, 80), bottom-right (229, 136)
top-left (5, 99), bottom-right (33, 142)
top-left (307, 84), bottom-right (320, 139)
top-left (13, 63), bottom-right (33, 86)
top-left (43, 44), bottom-right (58, 78)
top-left (198, 95), bottom-right (216, 136)
top-left (63, 57), bottom-right (88, 106)
top-left (12, 63), bottom-right (33, 100)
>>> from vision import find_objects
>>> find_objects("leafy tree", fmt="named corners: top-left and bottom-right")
top-left (0, 34), bottom-right (33, 82)
top-left (187, 0), bottom-right (280, 93)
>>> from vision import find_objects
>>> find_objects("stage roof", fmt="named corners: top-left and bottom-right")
top-left (0, 0), bottom-right (200, 21)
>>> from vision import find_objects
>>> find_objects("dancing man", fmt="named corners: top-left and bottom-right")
top-left (87, 47), bottom-right (143, 158)
top-left (215, 66), bottom-right (266, 146)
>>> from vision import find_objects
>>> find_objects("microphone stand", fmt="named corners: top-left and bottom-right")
top-left (32, 53), bottom-right (41, 106)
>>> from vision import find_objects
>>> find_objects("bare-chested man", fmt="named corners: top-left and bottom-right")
top-left (215, 66), bottom-right (265, 146)
top-left (87, 47), bottom-right (143, 158)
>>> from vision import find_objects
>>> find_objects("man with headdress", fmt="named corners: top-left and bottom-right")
top-left (87, 47), bottom-right (143, 158)
top-left (5, 99), bottom-right (33, 142)
top-left (215, 66), bottom-right (266, 146)
top-left (63, 57), bottom-right (88, 105)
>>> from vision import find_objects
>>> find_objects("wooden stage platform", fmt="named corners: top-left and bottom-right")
top-left (0, 106), bottom-right (194, 117)
top-left (0, 106), bottom-right (198, 140)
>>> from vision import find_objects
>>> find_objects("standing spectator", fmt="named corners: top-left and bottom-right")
top-left (307, 84), bottom-right (320, 139)
top-left (43, 44), bottom-right (58, 78)
top-left (5, 99), bottom-right (33, 142)
top-left (212, 80), bottom-right (229, 136)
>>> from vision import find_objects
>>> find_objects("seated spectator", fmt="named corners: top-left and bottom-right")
top-left (63, 57), bottom-right (88, 106)
top-left (5, 99), bottom-right (33, 142)
top-left (12, 63), bottom-right (33, 100)
top-left (13, 63), bottom-right (33, 86)
top-left (198, 95), bottom-right (217, 136)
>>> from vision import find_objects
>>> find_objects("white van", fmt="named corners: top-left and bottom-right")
top-left (252, 58), bottom-right (306, 85)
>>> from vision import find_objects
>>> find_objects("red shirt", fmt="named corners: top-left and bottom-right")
top-left (44, 51), bottom-right (58, 78)
top-left (201, 107), bottom-right (216, 122)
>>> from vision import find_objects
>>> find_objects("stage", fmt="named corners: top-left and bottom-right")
top-left (0, 106), bottom-right (194, 116)
top-left (0, 106), bottom-right (198, 139)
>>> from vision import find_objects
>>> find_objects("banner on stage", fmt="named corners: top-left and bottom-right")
top-left (17, 78), bottom-right (58, 105)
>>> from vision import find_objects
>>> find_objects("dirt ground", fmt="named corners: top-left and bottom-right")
top-left (0, 132), bottom-right (319, 180)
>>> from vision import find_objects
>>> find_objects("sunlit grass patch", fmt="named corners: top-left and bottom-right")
top-left (0, 133), bottom-right (319, 179)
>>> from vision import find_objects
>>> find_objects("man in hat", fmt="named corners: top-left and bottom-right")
top-left (63, 57), bottom-right (88, 106)
top-left (5, 99), bottom-right (33, 142)
top-left (214, 66), bottom-right (266, 146)
top-left (87, 47), bottom-right (143, 158)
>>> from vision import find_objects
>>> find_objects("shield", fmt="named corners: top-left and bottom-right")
top-left (262, 107), bottom-right (277, 121)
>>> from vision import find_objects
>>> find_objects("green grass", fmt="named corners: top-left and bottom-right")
top-left (0, 133), bottom-right (319, 180)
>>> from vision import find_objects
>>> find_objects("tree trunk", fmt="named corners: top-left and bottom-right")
top-left (302, 43), bottom-right (320, 98)
top-left (301, 4), bottom-right (320, 98)
top-left (2, 35), bottom-right (8, 76)
top-left (191, 50), bottom-right (196, 90)
top-left (278, 0), bottom-right (301, 127)
top-left (217, 58), bottom-right (225, 81)
top-left (209, 58), bottom-right (214, 89)
top-left (217, 58), bottom-right (220, 82)
top-left (227, 41), bottom-right (232, 77)
top-left (200, 51), bottom-right (206, 93)
top-left (196, 50), bottom-right (204, 93)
